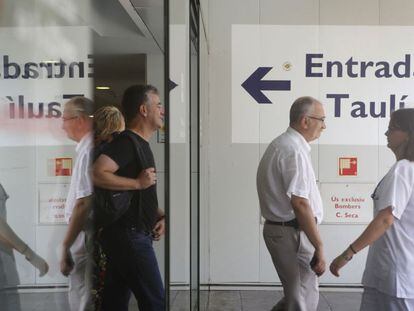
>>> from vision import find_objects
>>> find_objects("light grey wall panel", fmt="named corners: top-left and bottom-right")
top-left (320, 0), bottom-right (379, 25)
top-left (380, 0), bottom-right (414, 25)
top-left (170, 144), bottom-right (190, 283)
top-left (209, 0), bottom-right (259, 53)
top-left (208, 0), bottom-right (261, 283)
top-left (259, 0), bottom-right (319, 24)
top-left (209, 144), bottom-right (261, 282)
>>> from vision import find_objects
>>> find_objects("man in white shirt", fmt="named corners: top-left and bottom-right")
top-left (60, 96), bottom-right (94, 311)
top-left (257, 96), bottom-right (326, 311)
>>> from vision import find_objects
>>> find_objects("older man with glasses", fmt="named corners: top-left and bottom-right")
top-left (60, 96), bottom-right (94, 311)
top-left (257, 96), bottom-right (327, 311)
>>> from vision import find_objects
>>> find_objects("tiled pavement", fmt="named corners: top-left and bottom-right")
top-left (6, 289), bottom-right (362, 310)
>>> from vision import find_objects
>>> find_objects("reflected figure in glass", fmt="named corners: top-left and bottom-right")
top-left (0, 183), bottom-right (49, 311)
top-left (93, 85), bottom-right (165, 311)
top-left (59, 96), bottom-right (94, 311)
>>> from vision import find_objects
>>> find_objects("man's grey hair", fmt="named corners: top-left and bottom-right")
top-left (289, 96), bottom-right (319, 126)
top-left (64, 96), bottom-right (94, 117)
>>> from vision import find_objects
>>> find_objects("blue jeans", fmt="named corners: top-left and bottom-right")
top-left (100, 226), bottom-right (165, 311)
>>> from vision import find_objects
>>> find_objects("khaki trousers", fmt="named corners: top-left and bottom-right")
top-left (68, 232), bottom-right (94, 311)
top-left (263, 222), bottom-right (319, 311)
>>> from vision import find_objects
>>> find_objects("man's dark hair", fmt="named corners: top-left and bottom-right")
top-left (121, 84), bottom-right (159, 126)
top-left (289, 96), bottom-right (318, 126)
top-left (390, 108), bottom-right (414, 161)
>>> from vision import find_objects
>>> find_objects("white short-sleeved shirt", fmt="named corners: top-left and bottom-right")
top-left (362, 159), bottom-right (414, 298)
top-left (256, 127), bottom-right (323, 223)
top-left (64, 133), bottom-right (93, 254)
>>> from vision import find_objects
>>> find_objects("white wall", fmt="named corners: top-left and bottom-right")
top-left (203, 0), bottom-right (414, 285)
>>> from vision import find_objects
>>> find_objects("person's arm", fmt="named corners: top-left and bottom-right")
top-left (330, 207), bottom-right (394, 276)
top-left (60, 196), bottom-right (91, 276)
top-left (93, 154), bottom-right (156, 191)
top-left (291, 195), bottom-right (325, 276)
top-left (0, 217), bottom-right (49, 276)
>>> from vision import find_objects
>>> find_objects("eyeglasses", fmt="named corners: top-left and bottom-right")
top-left (62, 116), bottom-right (78, 122)
top-left (306, 115), bottom-right (326, 123)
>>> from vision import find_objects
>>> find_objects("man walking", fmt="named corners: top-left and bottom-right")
top-left (93, 85), bottom-right (165, 310)
top-left (257, 96), bottom-right (327, 311)
top-left (60, 96), bottom-right (94, 311)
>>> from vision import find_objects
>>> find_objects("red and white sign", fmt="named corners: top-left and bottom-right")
top-left (339, 157), bottom-right (358, 176)
top-left (38, 183), bottom-right (69, 224)
top-left (320, 183), bottom-right (374, 224)
top-left (55, 158), bottom-right (72, 176)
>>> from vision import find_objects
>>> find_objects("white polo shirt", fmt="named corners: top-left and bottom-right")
top-left (362, 159), bottom-right (414, 298)
top-left (257, 127), bottom-right (323, 223)
top-left (64, 132), bottom-right (93, 222)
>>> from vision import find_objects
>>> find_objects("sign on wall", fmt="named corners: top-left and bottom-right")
top-left (320, 183), bottom-right (374, 224)
top-left (339, 157), bottom-right (358, 176)
top-left (47, 157), bottom-right (73, 177)
top-left (232, 25), bottom-right (414, 144)
top-left (38, 183), bottom-right (69, 224)
top-left (0, 27), bottom-right (93, 146)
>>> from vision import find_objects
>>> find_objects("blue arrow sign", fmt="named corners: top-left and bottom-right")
top-left (241, 67), bottom-right (291, 104)
top-left (169, 79), bottom-right (178, 91)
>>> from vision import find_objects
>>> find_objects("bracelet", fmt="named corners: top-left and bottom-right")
top-left (349, 244), bottom-right (357, 254)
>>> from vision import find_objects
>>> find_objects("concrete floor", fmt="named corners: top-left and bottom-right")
top-left (3, 289), bottom-right (362, 310)
top-left (171, 290), bottom-right (363, 311)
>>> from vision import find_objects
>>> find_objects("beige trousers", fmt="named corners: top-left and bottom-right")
top-left (263, 222), bottom-right (319, 311)
top-left (68, 232), bottom-right (94, 311)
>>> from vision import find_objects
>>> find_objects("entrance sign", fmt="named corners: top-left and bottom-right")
top-left (0, 27), bottom-right (92, 146)
top-left (232, 25), bottom-right (414, 144)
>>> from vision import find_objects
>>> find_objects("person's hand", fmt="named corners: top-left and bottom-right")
top-left (136, 167), bottom-right (157, 189)
top-left (330, 249), bottom-right (353, 277)
top-left (152, 217), bottom-right (165, 241)
top-left (23, 247), bottom-right (49, 277)
top-left (310, 249), bottom-right (326, 277)
top-left (60, 248), bottom-right (74, 277)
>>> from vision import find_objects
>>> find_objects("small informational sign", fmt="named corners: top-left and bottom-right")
top-left (55, 158), bottom-right (72, 176)
top-left (339, 157), bottom-right (358, 176)
top-left (47, 157), bottom-right (73, 177)
top-left (38, 183), bottom-right (69, 224)
top-left (321, 183), bottom-right (374, 224)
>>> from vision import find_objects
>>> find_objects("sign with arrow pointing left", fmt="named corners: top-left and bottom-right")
top-left (241, 67), bottom-right (291, 104)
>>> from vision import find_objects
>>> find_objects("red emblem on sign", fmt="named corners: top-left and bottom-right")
top-left (339, 157), bottom-right (357, 176)
top-left (55, 158), bottom-right (72, 176)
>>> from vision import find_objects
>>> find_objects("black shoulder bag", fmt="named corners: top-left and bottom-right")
top-left (94, 131), bottom-right (148, 228)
